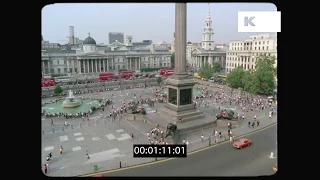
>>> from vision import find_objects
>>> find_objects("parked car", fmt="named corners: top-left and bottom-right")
top-left (233, 138), bottom-right (252, 149)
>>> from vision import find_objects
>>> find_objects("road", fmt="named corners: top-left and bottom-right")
top-left (101, 125), bottom-right (277, 176)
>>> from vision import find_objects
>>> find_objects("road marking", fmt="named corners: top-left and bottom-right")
top-left (117, 133), bottom-right (131, 141)
top-left (76, 137), bottom-right (84, 141)
top-left (92, 137), bottom-right (100, 140)
top-left (116, 129), bottom-right (124, 133)
top-left (80, 122), bottom-right (277, 177)
top-left (74, 132), bottom-right (82, 136)
top-left (60, 135), bottom-right (69, 142)
top-left (106, 134), bottom-right (116, 140)
top-left (72, 146), bottom-right (82, 151)
top-left (44, 146), bottom-right (54, 151)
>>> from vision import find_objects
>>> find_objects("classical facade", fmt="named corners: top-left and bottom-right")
top-left (41, 33), bottom-right (172, 76)
top-left (186, 42), bottom-right (200, 64)
top-left (190, 4), bottom-right (227, 71)
top-left (225, 34), bottom-right (277, 74)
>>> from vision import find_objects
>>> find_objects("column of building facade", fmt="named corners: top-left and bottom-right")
top-left (47, 61), bottom-right (51, 74)
top-left (134, 57), bottom-right (137, 70)
top-left (107, 59), bottom-right (109, 71)
top-left (86, 60), bottom-right (89, 73)
top-left (83, 59), bottom-right (85, 73)
top-left (103, 59), bottom-right (105, 72)
top-left (111, 58), bottom-right (114, 70)
top-left (138, 57), bottom-right (141, 69)
top-left (77, 60), bottom-right (80, 73)
top-left (66, 60), bottom-right (70, 73)
top-left (42, 62), bottom-right (45, 74)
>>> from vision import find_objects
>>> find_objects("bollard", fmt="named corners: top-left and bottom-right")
top-left (52, 128), bottom-right (55, 133)
top-left (71, 124), bottom-right (73, 129)
top-left (79, 123), bottom-right (82, 128)
top-left (119, 161), bottom-right (122, 168)
top-left (62, 126), bottom-right (64, 131)
top-left (42, 129), bottom-right (45, 135)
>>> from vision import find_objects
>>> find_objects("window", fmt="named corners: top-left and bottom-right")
top-left (117, 59), bottom-right (120, 62)
top-left (250, 47), bottom-right (252, 50)
top-left (259, 42), bottom-right (261, 45)
top-left (255, 47), bottom-right (257, 50)
top-left (258, 47), bottom-right (260, 50)
top-left (262, 46), bottom-right (264, 50)
top-left (209, 43), bottom-right (211, 46)
top-left (209, 35), bottom-right (211, 39)
top-left (267, 46), bottom-right (269, 50)
top-left (255, 42), bottom-right (257, 45)
top-left (64, 68), bottom-right (67, 73)
top-left (263, 41), bottom-right (265, 44)
top-left (122, 65), bottom-right (125, 69)
top-left (117, 65), bottom-right (120, 70)
top-left (252, 65), bottom-right (254, 69)
top-left (57, 60), bottom-right (59, 65)
top-left (254, 37), bottom-right (256, 39)
top-left (58, 68), bottom-right (61, 73)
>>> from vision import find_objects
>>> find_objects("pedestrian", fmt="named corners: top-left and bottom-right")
top-left (44, 164), bottom-right (48, 174)
top-left (51, 119), bottom-right (54, 125)
top-left (183, 139), bottom-right (186, 144)
top-left (86, 150), bottom-right (90, 159)
top-left (133, 115), bottom-right (136, 121)
top-left (252, 121), bottom-right (255, 128)
top-left (201, 135), bottom-right (204, 142)
top-left (248, 121), bottom-right (251, 128)
top-left (257, 120), bottom-right (260, 126)
top-left (229, 136), bottom-right (233, 143)
top-left (254, 115), bottom-right (256, 120)
top-left (186, 140), bottom-right (189, 147)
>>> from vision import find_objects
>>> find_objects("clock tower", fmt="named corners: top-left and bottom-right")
top-left (201, 3), bottom-right (214, 51)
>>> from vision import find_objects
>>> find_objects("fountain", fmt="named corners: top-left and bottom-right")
top-left (62, 90), bottom-right (81, 108)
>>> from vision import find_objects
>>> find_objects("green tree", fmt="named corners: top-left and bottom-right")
top-left (54, 85), bottom-right (63, 95)
top-left (171, 53), bottom-right (175, 68)
top-left (157, 77), bottom-right (162, 85)
top-left (226, 66), bottom-right (245, 88)
top-left (243, 55), bottom-right (276, 94)
top-left (198, 63), bottom-right (214, 79)
top-left (212, 62), bottom-right (222, 73)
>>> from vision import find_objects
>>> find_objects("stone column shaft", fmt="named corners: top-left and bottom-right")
top-left (175, 3), bottom-right (187, 74)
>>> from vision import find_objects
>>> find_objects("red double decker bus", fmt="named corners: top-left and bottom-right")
top-left (159, 68), bottom-right (170, 75)
top-left (42, 77), bottom-right (55, 87)
top-left (119, 71), bottom-right (133, 78)
top-left (98, 72), bottom-right (119, 81)
top-left (164, 70), bottom-right (174, 76)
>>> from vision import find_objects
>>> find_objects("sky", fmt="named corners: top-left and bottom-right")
top-left (42, 3), bottom-right (276, 45)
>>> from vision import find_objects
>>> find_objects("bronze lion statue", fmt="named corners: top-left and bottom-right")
top-left (165, 123), bottom-right (177, 138)
top-left (216, 110), bottom-right (236, 120)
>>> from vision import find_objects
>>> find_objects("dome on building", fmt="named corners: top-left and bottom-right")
top-left (83, 33), bottom-right (96, 45)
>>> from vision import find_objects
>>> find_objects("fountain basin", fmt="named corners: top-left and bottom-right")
top-left (42, 99), bottom-right (103, 114)
top-left (62, 100), bottom-right (81, 108)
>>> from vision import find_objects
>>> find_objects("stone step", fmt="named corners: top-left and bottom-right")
top-left (177, 117), bottom-right (217, 135)
top-left (178, 113), bottom-right (205, 122)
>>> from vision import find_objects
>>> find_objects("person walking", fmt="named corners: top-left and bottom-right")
top-left (201, 135), bottom-right (204, 142)
top-left (86, 150), bottom-right (90, 159)
top-left (44, 164), bottom-right (48, 174)
top-left (257, 120), bottom-right (260, 126)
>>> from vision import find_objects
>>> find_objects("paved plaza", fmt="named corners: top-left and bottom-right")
top-left (42, 82), bottom-right (277, 176)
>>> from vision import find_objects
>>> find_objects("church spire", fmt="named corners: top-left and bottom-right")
top-left (206, 3), bottom-right (211, 21)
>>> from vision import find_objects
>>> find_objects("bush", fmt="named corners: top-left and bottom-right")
top-left (54, 85), bottom-right (63, 95)
top-left (91, 106), bottom-right (96, 111)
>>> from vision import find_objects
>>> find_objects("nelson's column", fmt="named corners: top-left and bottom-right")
top-left (161, 3), bottom-right (204, 123)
